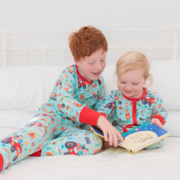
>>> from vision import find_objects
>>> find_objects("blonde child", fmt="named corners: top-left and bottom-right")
top-left (98, 51), bottom-right (168, 149)
top-left (0, 26), bottom-right (123, 171)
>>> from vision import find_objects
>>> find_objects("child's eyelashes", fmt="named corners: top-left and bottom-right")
top-left (120, 82), bottom-right (138, 85)
top-left (88, 59), bottom-right (105, 64)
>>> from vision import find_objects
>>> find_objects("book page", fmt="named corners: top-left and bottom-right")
top-left (119, 131), bottom-right (157, 151)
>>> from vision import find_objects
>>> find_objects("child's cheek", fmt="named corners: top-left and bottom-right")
top-left (134, 85), bottom-right (142, 93)
top-left (117, 82), bottom-right (123, 91)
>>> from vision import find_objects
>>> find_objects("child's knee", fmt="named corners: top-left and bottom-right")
top-left (86, 133), bottom-right (102, 154)
top-left (90, 132), bottom-right (102, 145)
top-left (143, 139), bottom-right (165, 150)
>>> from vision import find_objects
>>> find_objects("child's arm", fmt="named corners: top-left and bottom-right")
top-left (96, 91), bottom-right (124, 146)
top-left (97, 115), bottom-right (124, 147)
top-left (55, 69), bottom-right (101, 126)
top-left (97, 91), bottom-right (116, 118)
top-left (150, 92), bottom-right (168, 127)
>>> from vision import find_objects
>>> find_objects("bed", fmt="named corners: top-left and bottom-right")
top-left (0, 27), bottom-right (180, 180)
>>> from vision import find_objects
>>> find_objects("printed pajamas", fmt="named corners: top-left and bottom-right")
top-left (0, 64), bottom-right (106, 171)
top-left (98, 88), bottom-right (168, 150)
top-left (0, 113), bottom-right (102, 170)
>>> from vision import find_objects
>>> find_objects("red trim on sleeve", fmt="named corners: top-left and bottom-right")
top-left (152, 115), bottom-right (165, 125)
top-left (79, 106), bottom-right (101, 126)
top-left (99, 113), bottom-right (106, 118)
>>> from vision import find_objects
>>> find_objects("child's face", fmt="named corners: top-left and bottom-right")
top-left (74, 49), bottom-right (106, 82)
top-left (117, 68), bottom-right (146, 98)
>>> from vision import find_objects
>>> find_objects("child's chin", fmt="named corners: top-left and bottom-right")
top-left (92, 76), bottom-right (100, 81)
top-left (93, 73), bottom-right (102, 79)
top-left (124, 93), bottom-right (133, 98)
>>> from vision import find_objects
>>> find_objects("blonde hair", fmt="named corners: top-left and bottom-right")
top-left (116, 51), bottom-right (153, 86)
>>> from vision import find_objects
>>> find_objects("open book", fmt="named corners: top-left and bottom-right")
top-left (90, 122), bottom-right (170, 155)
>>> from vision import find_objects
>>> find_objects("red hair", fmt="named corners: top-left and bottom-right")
top-left (69, 26), bottom-right (108, 61)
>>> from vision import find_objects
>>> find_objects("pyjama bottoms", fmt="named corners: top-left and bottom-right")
top-left (0, 113), bottom-right (102, 171)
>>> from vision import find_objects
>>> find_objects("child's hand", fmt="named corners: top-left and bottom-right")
top-left (150, 118), bottom-right (162, 127)
top-left (97, 115), bottom-right (124, 147)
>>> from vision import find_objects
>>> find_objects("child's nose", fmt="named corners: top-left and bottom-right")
top-left (95, 62), bottom-right (103, 70)
top-left (125, 85), bottom-right (132, 90)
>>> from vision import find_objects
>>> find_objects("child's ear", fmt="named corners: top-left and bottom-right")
top-left (144, 78), bottom-right (147, 85)
top-left (74, 57), bottom-right (81, 66)
top-left (74, 57), bottom-right (79, 66)
top-left (74, 57), bottom-right (78, 65)
top-left (144, 78), bottom-right (148, 87)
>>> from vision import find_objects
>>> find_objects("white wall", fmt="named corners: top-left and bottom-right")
top-left (0, 0), bottom-right (180, 66)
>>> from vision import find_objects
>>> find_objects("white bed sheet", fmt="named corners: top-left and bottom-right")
top-left (0, 127), bottom-right (180, 180)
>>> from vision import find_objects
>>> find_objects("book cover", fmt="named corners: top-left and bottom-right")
top-left (90, 122), bottom-right (170, 155)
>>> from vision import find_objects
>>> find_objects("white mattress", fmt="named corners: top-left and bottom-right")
top-left (0, 127), bottom-right (180, 180)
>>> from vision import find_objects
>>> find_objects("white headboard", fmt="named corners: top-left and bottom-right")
top-left (0, 26), bottom-right (180, 66)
